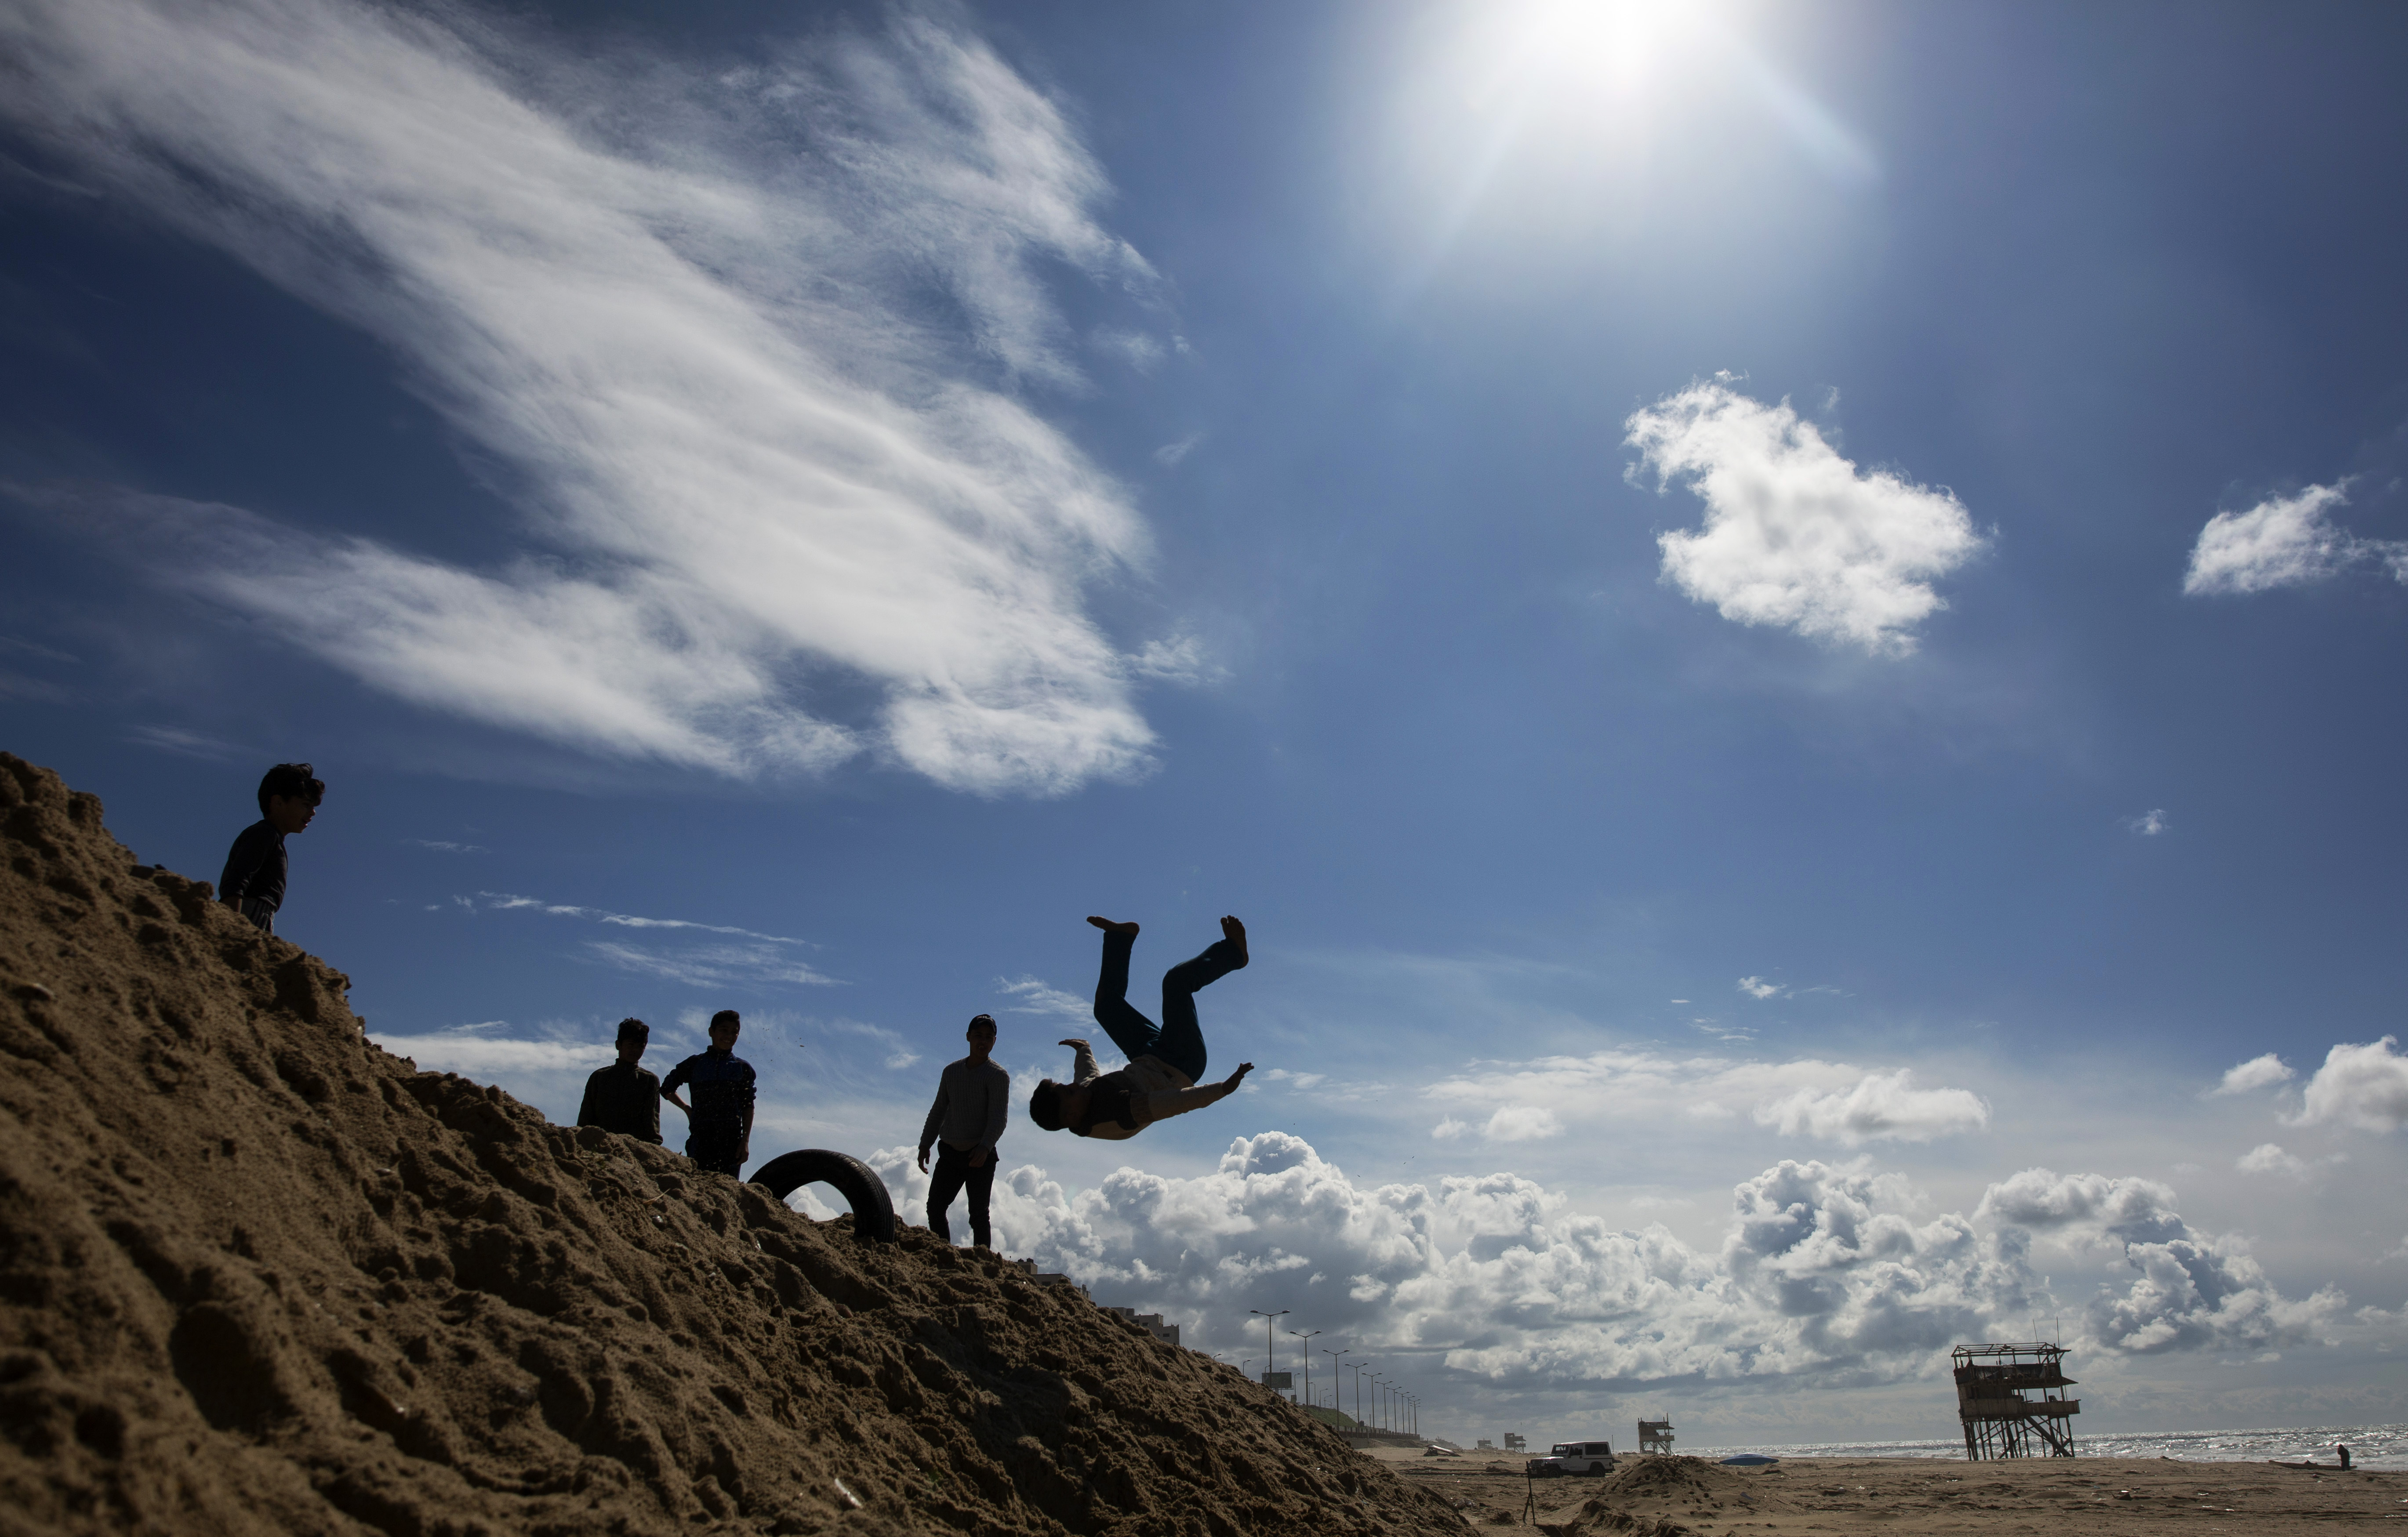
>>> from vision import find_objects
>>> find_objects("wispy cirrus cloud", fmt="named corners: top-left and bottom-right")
top-left (1424, 1048), bottom-right (1990, 1148)
top-left (0, 0), bottom-right (1188, 795)
top-left (2183, 482), bottom-right (2406, 596)
top-left (995, 975), bottom-right (1091, 1021)
top-left (457, 889), bottom-right (836, 989)
top-left (1626, 376), bottom-right (1985, 656)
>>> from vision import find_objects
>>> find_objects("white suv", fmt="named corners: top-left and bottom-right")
top-left (1528, 1440), bottom-right (1615, 1477)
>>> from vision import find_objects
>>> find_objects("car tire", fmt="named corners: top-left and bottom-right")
top-left (750, 1149), bottom-right (897, 1243)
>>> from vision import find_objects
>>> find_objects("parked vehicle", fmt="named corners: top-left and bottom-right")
top-left (1527, 1440), bottom-right (1615, 1477)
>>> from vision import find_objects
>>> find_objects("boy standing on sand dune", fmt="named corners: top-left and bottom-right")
top-left (663, 1010), bottom-right (755, 1176)
top-left (218, 762), bottom-right (323, 935)
top-left (578, 1018), bottom-right (662, 1144)
top-left (917, 1014), bottom-right (1010, 1248)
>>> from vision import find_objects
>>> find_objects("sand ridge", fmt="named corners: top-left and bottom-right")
top-left (0, 752), bottom-right (1461, 1536)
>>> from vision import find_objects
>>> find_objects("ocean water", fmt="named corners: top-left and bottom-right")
top-left (1689, 1423), bottom-right (2408, 1471)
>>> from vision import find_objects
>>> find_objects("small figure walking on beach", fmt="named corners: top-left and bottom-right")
top-left (917, 1013), bottom-right (1009, 1248)
top-left (663, 1010), bottom-right (756, 1176)
top-left (218, 762), bottom-right (323, 935)
top-left (1030, 916), bottom-right (1254, 1140)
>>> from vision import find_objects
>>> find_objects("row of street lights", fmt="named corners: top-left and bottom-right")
top-left (1244, 1308), bottom-right (1420, 1437)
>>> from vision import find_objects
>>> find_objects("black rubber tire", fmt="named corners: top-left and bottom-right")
top-left (749, 1149), bottom-right (897, 1243)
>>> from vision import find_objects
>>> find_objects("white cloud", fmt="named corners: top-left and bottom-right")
top-left (2181, 483), bottom-right (2408, 596)
top-left (2, 0), bottom-right (1187, 795)
top-left (1264, 1068), bottom-right (1329, 1090)
top-left (2210, 1053), bottom-right (2294, 1097)
top-left (464, 891), bottom-right (803, 945)
top-left (1482, 1105), bottom-right (1564, 1142)
top-left (1152, 432), bottom-right (1205, 468)
top-left (2235, 1143), bottom-right (2307, 1177)
top-left (1126, 634), bottom-right (1227, 685)
top-left (1737, 976), bottom-right (1787, 999)
top-left (585, 939), bottom-right (835, 990)
top-left (2289, 1037), bottom-right (2408, 1134)
top-left (1431, 1116), bottom-right (1470, 1140)
top-left (371, 1032), bottom-right (612, 1075)
top-left (408, 838), bottom-right (485, 853)
top-left (1424, 1048), bottom-right (1989, 1148)
top-left (857, 1135), bottom-right (2339, 1389)
top-left (2126, 808), bottom-right (2168, 837)
top-left (1625, 377), bottom-right (1985, 656)
top-left (124, 725), bottom-right (241, 760)
top-left (1976, 1168), bottom-right (2343, 1355)
top-left (1753, 1069), bottom-right (1990, 1146)
top-left (995, 975), bottom-right (1092, 1021)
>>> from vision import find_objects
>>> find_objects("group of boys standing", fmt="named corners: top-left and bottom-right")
top-left (575, 1007), bottom-right (1008, 1245)
top-left (221, 762), bottom-right (1252, 1256)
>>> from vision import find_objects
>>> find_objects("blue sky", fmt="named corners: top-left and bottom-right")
top-left (4, 0), bottom-right (2406, 1448)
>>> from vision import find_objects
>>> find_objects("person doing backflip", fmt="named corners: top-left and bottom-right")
top-left (1029, 915), bottom-right (1254, 1140)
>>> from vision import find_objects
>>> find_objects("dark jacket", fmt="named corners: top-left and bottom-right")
top-left (577, 1061), bottom-right (662, 1143)
top-left (219, 819), bottom-right (287, 918)
top-left (662, 1049), bottom-right (755, 1147)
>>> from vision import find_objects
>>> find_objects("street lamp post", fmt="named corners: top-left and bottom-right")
top-left (1248, 1310), bottom-right (1289, 1395)
top-left (1322, 1347), bottom-right (1349, 1417)
top-left (1287, 1329), bottom-right (1321, 1414)
top-left (1367, 1374), bottom-right (1383, 1432)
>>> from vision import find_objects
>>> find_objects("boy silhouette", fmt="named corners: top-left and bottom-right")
top-left (663, 1010), bottom-right (756, 1176)
top-left (218, 761), bottom-right (324, 935)
top-left (917, 1014), bottom-right (1010, 1247)
top-left (1029, 916), bottom-right (1254, 1140)
top-left (577, 1018), bottom-right (662, 1143)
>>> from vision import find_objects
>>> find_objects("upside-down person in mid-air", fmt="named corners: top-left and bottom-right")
top-left (1030, 916), bottom-right (1254, 1141)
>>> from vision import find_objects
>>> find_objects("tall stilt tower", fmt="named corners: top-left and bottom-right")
top-left (1952, 1341), bottom-right (2079, 1459)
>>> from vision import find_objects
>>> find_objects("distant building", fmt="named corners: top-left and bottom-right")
top-left (1475, 1438), bottom-right (1494, 1450)
top-left (1503, 1432), bottom-right (1527, 1453)
top-left (1101, 1305), bottom-right (1181, 1348)
top-left (1639, 1418), bottom-right (1675, 1455)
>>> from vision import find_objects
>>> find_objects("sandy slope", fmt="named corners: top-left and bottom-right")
top-left (1390, 1451), bottom-right (2403, 1534)
top-left (0, 751), bottom-right (1460, 1537)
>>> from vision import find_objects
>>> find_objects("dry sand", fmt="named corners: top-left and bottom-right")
top-left (1388, 1451), bottom-right (2404, 1534)
top-left (0, 751), bottom-right (1462, 1535)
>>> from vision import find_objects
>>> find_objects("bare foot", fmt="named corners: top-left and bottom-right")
top-left (1220, 914), bottom-right (1248, 965)
top-left (1087, 916), bottom-right (1140, 935)
top-left (1223, 1062), bottom-right (1254, 1090)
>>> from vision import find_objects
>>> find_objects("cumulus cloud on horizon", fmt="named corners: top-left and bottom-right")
top-left (2183, 482), bottom-right (2407, 597)
top-left (2288, 1036), bottom-right (2408, 1134)
top-left (1752, 1068), bottom-right (1990, 1146)
top-left (0, 0), bottom-right (1189, 795)
top-left (1625, 377), bottom-right (1986, 656)
top-left (849, 1134), bottom-right (2344, 1389)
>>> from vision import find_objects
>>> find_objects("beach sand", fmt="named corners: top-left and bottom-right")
top-left (1376, 1450), bottom-right (2404, 1533)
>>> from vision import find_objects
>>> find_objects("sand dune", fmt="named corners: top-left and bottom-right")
top-left (0, 751), bottom-right (1459, 1535)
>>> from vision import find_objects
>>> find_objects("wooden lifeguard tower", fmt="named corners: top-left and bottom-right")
top-left (1638, 1417), bottom-right (1675, 1455)
top-left (1952, 1341), bottom-right (2079, 1459)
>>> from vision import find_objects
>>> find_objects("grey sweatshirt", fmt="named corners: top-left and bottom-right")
top-left (919, 1056), bottom-right (1011, 1160)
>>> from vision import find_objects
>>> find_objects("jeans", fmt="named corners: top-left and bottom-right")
top-left (688, 1138), bottom-right (743, 1177)
top-left (1093, 930), bottom-right (1243, 1084)
top-left (927, 1143), bottom-right (995, 1247)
